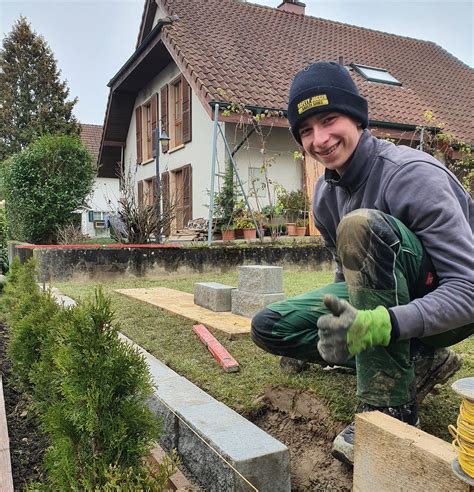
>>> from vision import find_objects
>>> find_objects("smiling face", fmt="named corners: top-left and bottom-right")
top-left (298, 112), bottom-right (363, 175)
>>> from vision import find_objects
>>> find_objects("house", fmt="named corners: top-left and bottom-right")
top-left (80, 124), bottom-right (120, 238)
top-left (99, 0), bottom-right (473, 237)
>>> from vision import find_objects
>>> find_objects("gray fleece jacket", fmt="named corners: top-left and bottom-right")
top-left (313, 129), bottom-right (473, 340)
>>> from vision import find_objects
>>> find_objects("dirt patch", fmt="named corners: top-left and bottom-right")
top-left (0, 322), bottom-right (48, 488)
top-left (252, 385), bottom-right (353, 491)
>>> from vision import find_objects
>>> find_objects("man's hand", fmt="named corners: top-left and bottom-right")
top-left (316, 295), bottom-right (392, 364)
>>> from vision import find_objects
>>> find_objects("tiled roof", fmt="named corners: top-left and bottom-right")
top-left (158, 0), bottom-right (473, 142)
top-left (80, 124), bottom-right (103, 165)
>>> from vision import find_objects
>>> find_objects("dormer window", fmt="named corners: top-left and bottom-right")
top-left (352, 64), bottom-right (402, 86)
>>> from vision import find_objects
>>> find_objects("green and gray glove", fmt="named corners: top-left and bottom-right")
top-left (316, 294), bottom-right (392, 364)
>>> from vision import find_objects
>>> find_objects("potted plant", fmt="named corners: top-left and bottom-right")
top-left (235, 217), bottom-right (257, 240)
top-left (295, 218), bottom-right (308, 236)
top-left (277, 188), bottom-right (307, 236)
top-left (221, 224), bottom-right (236, 241)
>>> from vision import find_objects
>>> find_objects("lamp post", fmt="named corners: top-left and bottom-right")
top-left (153, 126), bottom-right (170, 243)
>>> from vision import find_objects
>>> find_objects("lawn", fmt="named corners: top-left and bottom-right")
top-left (55, 271), bottom-right (473, 442)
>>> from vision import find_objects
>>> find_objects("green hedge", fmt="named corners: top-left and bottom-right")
top-left (3, 259), bottom-right (176, 489)
top-left (2, 134), bottom-right (96, 244)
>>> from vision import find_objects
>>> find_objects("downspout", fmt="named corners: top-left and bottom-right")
top-left (419, 127), bottom-right (424, 151)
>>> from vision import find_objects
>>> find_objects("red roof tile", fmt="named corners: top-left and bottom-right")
top-left (157, 0), bottom-right (473, 142)
top-left (80, 124), bottom-right (103, 165)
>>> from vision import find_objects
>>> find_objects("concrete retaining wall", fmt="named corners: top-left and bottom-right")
top-left (13, 243), bottom-right (333, 282)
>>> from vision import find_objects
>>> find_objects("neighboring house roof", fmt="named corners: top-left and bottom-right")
top-left (100, 0), bottom-right (473, 171)
top-left (80, 123), bottom-right (103, 165)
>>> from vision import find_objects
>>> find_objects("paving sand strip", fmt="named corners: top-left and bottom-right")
top-left (115, 287), bottom-right (251, 336)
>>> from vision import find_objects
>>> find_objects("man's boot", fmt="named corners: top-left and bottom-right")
top-left (279, 356), bottom-right (309, 374)
top-left (414, 346), bottom-right (462, 403)
top-left (332, 400), bottom-right (419, 466)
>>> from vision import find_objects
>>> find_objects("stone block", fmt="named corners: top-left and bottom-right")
top-left (194, 282), bottom-right (235, 312)
top-left (231, 290), bottom-right (285, 318)
top-left (126, 335), bottom-right (291, 491)
top-left (237, 265), bottom-right (283, 294)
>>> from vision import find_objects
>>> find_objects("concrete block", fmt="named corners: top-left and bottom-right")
top-left (126, 334), bottom-right (291, 491)
top-left (237, 265), bottom-right (283, 294)
top-left (194, 282), bottom-right (235, 312)
top-left (231, 290), bottom-right (285, 318)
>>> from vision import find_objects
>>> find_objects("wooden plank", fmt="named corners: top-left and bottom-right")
top-left (353, 411), bottom-right (467, 492)
top-left (115, 287), bottom-right (251, 336)
top-left (0, 377), bottom-right (14, 492)
top-left (193, 324), bottom-right (240, 372)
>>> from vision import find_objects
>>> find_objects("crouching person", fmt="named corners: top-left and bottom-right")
top-left (251, 61), bottom-right (474, 466)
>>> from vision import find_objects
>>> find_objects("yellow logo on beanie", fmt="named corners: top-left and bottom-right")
top-left (297, 95), bottom-right (329, 114)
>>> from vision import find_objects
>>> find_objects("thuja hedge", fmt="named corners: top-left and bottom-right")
top-left (3, 258), bottom-right (176, 489)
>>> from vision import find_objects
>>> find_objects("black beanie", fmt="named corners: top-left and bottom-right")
top-left (288, 62), bottom-right (368, 144)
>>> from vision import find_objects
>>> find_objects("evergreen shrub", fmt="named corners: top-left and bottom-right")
top-left (2, 134), bottom-right (96, 244)
top-left (3, 260), bottom-right (176, 489)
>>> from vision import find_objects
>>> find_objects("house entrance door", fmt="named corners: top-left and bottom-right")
top-left (172, 164), bottom-right (192, 230)
top-left (304, 154), bottom-right (325, 236)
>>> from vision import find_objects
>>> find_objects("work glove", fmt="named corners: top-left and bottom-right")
top-left (316, 295), bottom-right (392, 364)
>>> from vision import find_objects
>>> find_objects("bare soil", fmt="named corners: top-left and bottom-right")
top-left (0, 322), bottom-right (48, 489)
top-left (251, 385), bottom-right (353, 491)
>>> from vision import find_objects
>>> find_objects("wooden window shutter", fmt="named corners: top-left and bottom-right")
top-left (182, 76), bottom-right (192, 144)
top-left (151, 176), bottom-right (157, 203)
top-left (151, 93), bottom-right (158, 156)
top-left (160, 86), bottom-right (169, 153)
top-left (183, 164), bottom-right (192, 224)
top-left (161, 171), bottom-right (170, 236)
top-left (137, 180), bottom-right (144, 207)
top-left (135, 106), bottom-right (142, 164)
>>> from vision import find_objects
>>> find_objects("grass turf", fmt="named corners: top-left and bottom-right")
top-left (55, 271), bottom-right (472, 441)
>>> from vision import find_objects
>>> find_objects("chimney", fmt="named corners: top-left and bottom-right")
top-left (277, 0), bottom-right (306, 15)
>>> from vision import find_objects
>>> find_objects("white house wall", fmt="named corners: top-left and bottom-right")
top-left (223, 123), bottom-right (302, 210)
top-left (152, 3), bottom-right (167, 27)
top-left (124, 64), bottom-right (302, 224)
top-left (124, 61), bottom-right (226, 221)
top-left (81, 177), bottom-right (120, 238)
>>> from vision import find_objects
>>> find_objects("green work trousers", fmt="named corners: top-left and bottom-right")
top-left (251, 209), bottom-right (473, 406)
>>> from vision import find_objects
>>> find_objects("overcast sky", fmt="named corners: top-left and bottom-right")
top-left (1, 0), bottom-right (472, 125)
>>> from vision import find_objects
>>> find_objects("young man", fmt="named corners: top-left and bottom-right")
top-left (251, 61), bottom-right (474, 466)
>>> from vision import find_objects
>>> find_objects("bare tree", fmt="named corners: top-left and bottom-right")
top-left (110, 164), bottom-right (178, 244)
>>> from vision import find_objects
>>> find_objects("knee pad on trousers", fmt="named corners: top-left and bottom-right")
top-left (336, 209), bottom-right (399, 271)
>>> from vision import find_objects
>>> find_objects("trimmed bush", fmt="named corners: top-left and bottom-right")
top-left (2, 134), bottom-right (96, 244)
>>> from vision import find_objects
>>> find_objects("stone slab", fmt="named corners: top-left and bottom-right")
top-left (231, 290), bottom-right (285, 318)
top-left (194, 282), bottom-right (235, 312)
top-left (115, 287), bottom-right (250, 336)
top-left (237, 265), bottom-right (283, 294)
top-left (121, 334), bottom-right (291, 492)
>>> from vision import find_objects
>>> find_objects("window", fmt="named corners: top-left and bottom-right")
top-left (143, 101), bottom-right (153, 161)
top-left (351, 64), bottom-right (401, 86)
top-left (172, 78), bottom-right (183, 147)
top-left (137, 178), bottom-right (156, 207)
top-left (135, 94), bottom-right (158, 164)
top-left (88, 211), bottom-right (106, 222)
top-left (161, 74), bottom-right (192, 152)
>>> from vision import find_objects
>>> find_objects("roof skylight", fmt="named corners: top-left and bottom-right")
top-left (352, 64), bottom-right (402, 86)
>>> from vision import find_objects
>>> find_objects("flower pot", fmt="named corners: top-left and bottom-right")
top-left (242, 228), bottom-right (257, 240)
top-left (286, 223), bottom-right (297, 236)
top-left (296, 226), bottom-right (306, 236)
top-left (222, 229), bottom-right (235, 241)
